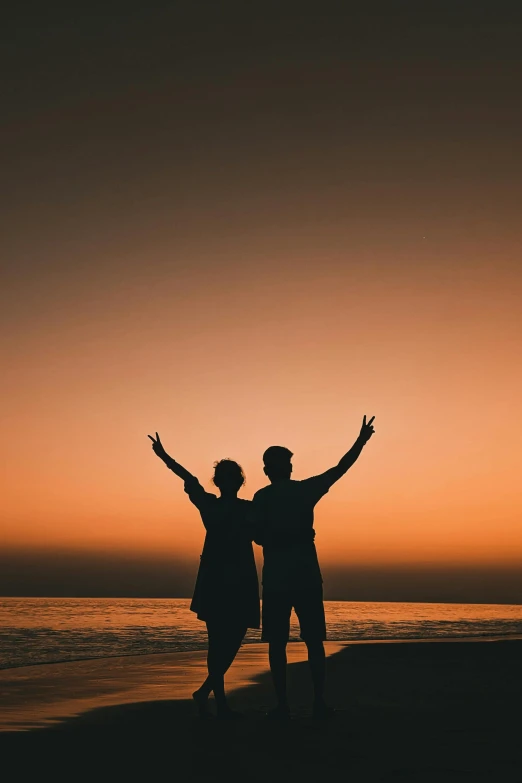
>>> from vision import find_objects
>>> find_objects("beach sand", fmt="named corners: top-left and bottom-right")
top-left (1, 639), bottom-right (521, 781)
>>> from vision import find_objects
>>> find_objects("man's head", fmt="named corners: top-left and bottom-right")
top-left (262, 445), bottom-right (293, 482)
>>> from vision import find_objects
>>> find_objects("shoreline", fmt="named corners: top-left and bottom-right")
top-left (2, 631), bottom-right (522, 673)
top-left (1, 634), bottom-right (522, 732)
top-left (0, 641), bottom-right (341, 732)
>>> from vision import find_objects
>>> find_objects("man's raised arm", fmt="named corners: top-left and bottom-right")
top-left (314, 415), bottom-right (375, 489)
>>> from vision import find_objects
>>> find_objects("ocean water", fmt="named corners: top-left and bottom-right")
top-left (1, 597), bottom-right (522, 670)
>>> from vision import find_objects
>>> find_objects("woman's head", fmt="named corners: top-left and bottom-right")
top-left (212, 459), bottom-right (245, 493)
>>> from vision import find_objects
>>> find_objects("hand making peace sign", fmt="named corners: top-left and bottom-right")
top-left (148, 432), bottom-right (167, 460)
top-left (359, 415), bottom-right (375, 444)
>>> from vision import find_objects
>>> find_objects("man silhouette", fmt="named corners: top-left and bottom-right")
top-left (252, 415), bottom-right (375, 719)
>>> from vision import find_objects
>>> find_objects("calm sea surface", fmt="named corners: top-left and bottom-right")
top-left (1, 598), bottom-right (522, 670)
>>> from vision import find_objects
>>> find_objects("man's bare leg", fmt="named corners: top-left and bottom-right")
top-left (305, 639), bottom-right (334, 718)
top-left (267, 640), bottom-right (290, 718)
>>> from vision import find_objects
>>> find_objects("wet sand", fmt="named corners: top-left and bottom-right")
top-left (1, 639), bottom-right (521, 781)
top-left (0, 641), bottom-right (343, 731)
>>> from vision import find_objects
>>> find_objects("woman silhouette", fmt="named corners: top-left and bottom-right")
top-left (148, 432), bottom-right (260, 719)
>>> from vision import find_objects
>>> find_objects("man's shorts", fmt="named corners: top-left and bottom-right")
top-left (261, 587), bottom-right (327, 642)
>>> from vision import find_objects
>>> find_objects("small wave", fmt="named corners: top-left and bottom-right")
top-left (2, 598), bottom-right (522, 670)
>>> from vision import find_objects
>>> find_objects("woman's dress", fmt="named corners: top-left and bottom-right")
top-left (184, 477), bottom-right (260, 629)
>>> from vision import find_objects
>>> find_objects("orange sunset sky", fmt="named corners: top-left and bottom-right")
top-left (1, 5), bottom-right (521, 600)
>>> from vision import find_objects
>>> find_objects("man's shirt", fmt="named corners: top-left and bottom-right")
top-left (251, 474), bottom-right (334, 592)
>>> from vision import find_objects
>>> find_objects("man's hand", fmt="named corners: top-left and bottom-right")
top-left (148, 432), bottom-right (168, 460)
top-left (358, 415), bottom-right (375, 444)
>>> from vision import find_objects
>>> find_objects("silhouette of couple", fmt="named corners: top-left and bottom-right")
top-left (148, 415), bottom-right (375, 720)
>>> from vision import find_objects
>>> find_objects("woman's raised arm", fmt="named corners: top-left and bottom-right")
top-left (148, 432), bottom-right (194, 482)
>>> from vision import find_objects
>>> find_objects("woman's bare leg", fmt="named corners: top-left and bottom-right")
top-left (193, 623), bottom-right (247, 717)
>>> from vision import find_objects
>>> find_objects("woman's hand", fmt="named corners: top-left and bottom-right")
top-left (148, 432), bottom-right (167, 460)
top-left (147, 434), bottom-right (193, 481)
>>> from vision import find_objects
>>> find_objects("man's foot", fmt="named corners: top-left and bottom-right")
top-left (216, 706), bottom-right (243, 721)
top-left (266, 705), bottom-right (291, 721)
top-left (192, 688), bottom-right (213, 719)
top-left (312, 701), bottom-right (336, 720)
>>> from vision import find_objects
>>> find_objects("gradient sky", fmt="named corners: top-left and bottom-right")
top-left (2, 4), bottom-right (522, 600)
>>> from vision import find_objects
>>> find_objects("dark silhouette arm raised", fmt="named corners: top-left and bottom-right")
top-left (309, 415), bottom-right (375, 490)
top-left (147, 432), bottom-right (195, 482)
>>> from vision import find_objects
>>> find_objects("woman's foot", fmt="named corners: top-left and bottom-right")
top-left (192, 688), bottom-right (213, 719)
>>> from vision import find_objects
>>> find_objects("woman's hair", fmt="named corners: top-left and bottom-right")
top-left (212, 458), bottom-right (246, 489)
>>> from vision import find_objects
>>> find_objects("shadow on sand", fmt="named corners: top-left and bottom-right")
top-left (3, 640), bottom-right (522, 782)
